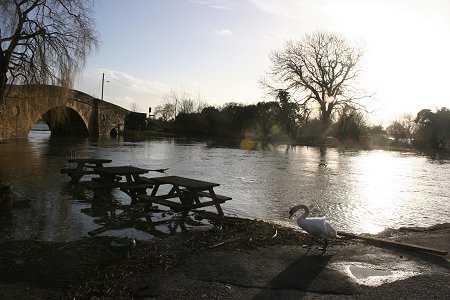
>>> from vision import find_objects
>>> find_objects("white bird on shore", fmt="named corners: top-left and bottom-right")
top-left (289, 204), bottom-right (337, 253)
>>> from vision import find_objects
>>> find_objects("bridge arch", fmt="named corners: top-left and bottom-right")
top-left (40, 106), bottom-right (89, 136)
top-left (0, 85), bottom-right (137, 139)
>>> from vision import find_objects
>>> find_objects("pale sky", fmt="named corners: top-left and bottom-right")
top-left (74, 0), bottom-right (450, 125)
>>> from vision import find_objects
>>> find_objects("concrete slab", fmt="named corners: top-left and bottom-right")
top-left (160, 243), bottom-right (450, 299)
top-left (180, 245), bottom-right (359, 295)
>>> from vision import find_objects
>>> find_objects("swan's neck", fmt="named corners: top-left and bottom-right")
top-left (295, 204), bottom-right (309, 220)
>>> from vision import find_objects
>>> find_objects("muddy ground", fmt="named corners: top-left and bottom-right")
top-left (0, 213), bottom-right (449, 299)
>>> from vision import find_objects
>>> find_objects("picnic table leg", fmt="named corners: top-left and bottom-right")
top-left (75, 163), bottom-right (85, 170)
top-left (70, 174), bottom-right (82, 183)
top-left (208, 188), bottom-right (224, 216)
top-left (93, 189), bottom-right (113, 201)
top-left (145, 184), bottom-right (160, 211)
top-left (150, 185), bottom-right (160, 196)
top-left (129, 187), bottom-right (150, 203)
top-left (179, 210), bottom-right (189, 231)
top-left (68, 163), bottom-right (85, 183)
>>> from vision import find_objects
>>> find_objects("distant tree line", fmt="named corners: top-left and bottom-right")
top-left (387, 107), bottom-right (450, 150)
top-left (147, 101), bottom-right (450, 151)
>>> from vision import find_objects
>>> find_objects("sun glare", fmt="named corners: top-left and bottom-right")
top-left (351, 152), bottom-right (407, 233)
top-left (324, 0), bottom-right (450, 124)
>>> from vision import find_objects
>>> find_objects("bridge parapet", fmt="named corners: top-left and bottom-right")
top-left (0, 85), bottom-right (135, 139)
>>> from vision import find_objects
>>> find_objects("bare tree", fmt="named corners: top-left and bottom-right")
top-left (179, 99), bottom-right (195, 114)
top-left (129, 102), bottom-right (139, 112)
top-left (196, 100), bottom-right (209, 113)
top-left (263, 31), bottom-right (370, 129)
top-left (164, 88), bottom-right (199, 116)
top-left (0, 0), bottom-right (98, 106)
top-left (193, 89), bottom-right (208, 113)
top-left (399, 113), bottom-right (416, 141)
top-left (155, 103), bottom-right (175, 122)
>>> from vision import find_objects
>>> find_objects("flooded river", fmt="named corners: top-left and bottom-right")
top-left (1, 131), bottom-right (449, 241)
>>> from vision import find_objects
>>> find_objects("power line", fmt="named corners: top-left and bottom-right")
top-left (102, 72), bottom-right (164, 99)
top-left (103, 73), bottom-right (129, 88)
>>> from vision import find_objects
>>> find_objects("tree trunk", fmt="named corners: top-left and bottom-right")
top-left (0, 63), bottom-right (6, 107)
top-left (320, 106), bottom-right (331, 135)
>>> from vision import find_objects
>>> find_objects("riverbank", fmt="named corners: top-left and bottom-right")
top-left (0, 213), bottom-right (448, 299)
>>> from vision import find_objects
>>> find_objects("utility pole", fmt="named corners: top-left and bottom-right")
top-left (101, 73), bottom-right (105, 100)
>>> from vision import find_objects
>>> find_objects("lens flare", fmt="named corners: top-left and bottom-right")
top-left (240, 138), bottom-right (256, 150)
top-left (270, 124), bottom-right (281, 134)
top-left (325, 96), bottom-right (335, 103)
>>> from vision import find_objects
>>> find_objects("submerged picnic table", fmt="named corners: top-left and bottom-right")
top-left (138, 175), bottom-right (232, 229)
top-left (60, 158), bottom-right (112, 182)
top-left (83, 166), bottom-right (154, 201)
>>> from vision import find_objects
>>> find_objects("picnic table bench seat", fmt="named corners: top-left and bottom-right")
top-left (120, 181), bottom-right (154, 201)
top-left (138, 193), bottom-right (231, 211)
top-left (61, 158), bottom-right (112, 183)
top-left (60, 168), bottom-right (97, 182)
top-left (138, 176), bottom-right (157, 184)
top-left (177, 189), bottom-right (232, 201)
top-left (91, 175), bottom-right (122, 182)
top-left (139, 195), bottom-right (186, 210)
top-left (196, 191), bottom-right (232, 201)
top-left (119, 182), bottom-right (154, 193)
top-left (82, 180), bottom-right (123, 190)
top-left (60, 168), bottom-right (97, 175)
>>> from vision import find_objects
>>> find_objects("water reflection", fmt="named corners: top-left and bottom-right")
top-left (0, 131), bottom-right (449, 242)
top-left (61, 179), bottom-right (212, 239)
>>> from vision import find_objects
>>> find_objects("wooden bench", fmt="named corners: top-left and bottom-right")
top-left (137, 194), bottom-right (231, 211)
top-left (178, 189), bottom-right (232, 201)
top-left (60, 168), bottom-right (97, 182)
top-left (120, 183), bottom-right (154, 191)
top-left (138, 195), bottom-right (187, 211)
top-left (138, 176), bottom-right (156, 184)
top-left (92, 175), bottom-right (122, 182)
top-left (60, 168), bottom-right (97, 175)
top-left (120, 182), bottom-right (154, 201)
top-left (196, 191), bottom-right (232, 201)
top-left (61, 158), bottom-right (112, 183)
top-left (82, 180), bottom-right (123, 190)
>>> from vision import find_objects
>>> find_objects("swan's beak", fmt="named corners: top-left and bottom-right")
top-left (288, 211), bottom-right (293, 219)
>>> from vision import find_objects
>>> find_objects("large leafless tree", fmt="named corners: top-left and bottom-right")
top-left (0, 0), bottom-right (98, 106)
top-left (263, 31), bottom-right (370, 128)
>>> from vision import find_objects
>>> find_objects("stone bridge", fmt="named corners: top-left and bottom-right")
top-left (0, 85), bottom-right (146, 139)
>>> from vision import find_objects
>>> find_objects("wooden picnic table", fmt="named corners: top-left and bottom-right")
top-left (137, 175), bottom-right (232, 229)
top-left (85, 166), bottom-right (154, 201)
top-left (60, 158), bottom-right (112, 182)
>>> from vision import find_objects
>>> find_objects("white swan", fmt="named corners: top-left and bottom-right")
top-left (289, 204), bottom-right (337, 252)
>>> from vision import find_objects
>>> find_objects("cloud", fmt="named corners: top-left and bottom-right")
top-left (247, 0), bottom-right (329, 19)
top-left (247, 0), bottom-right (300, 17)
top-left (74, 68), bottom-right (173, 112)
top-left (74, 68), bottom-right (220, 113)
top-left (189, 0), bottom-right (231, 10)
top-left (214, 29), bottom-right (232, 36)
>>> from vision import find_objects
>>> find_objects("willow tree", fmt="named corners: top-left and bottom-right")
top-left (263, 31), bottom-right (370, 131)
top-left (0, 0), bottom-right (98, 106)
